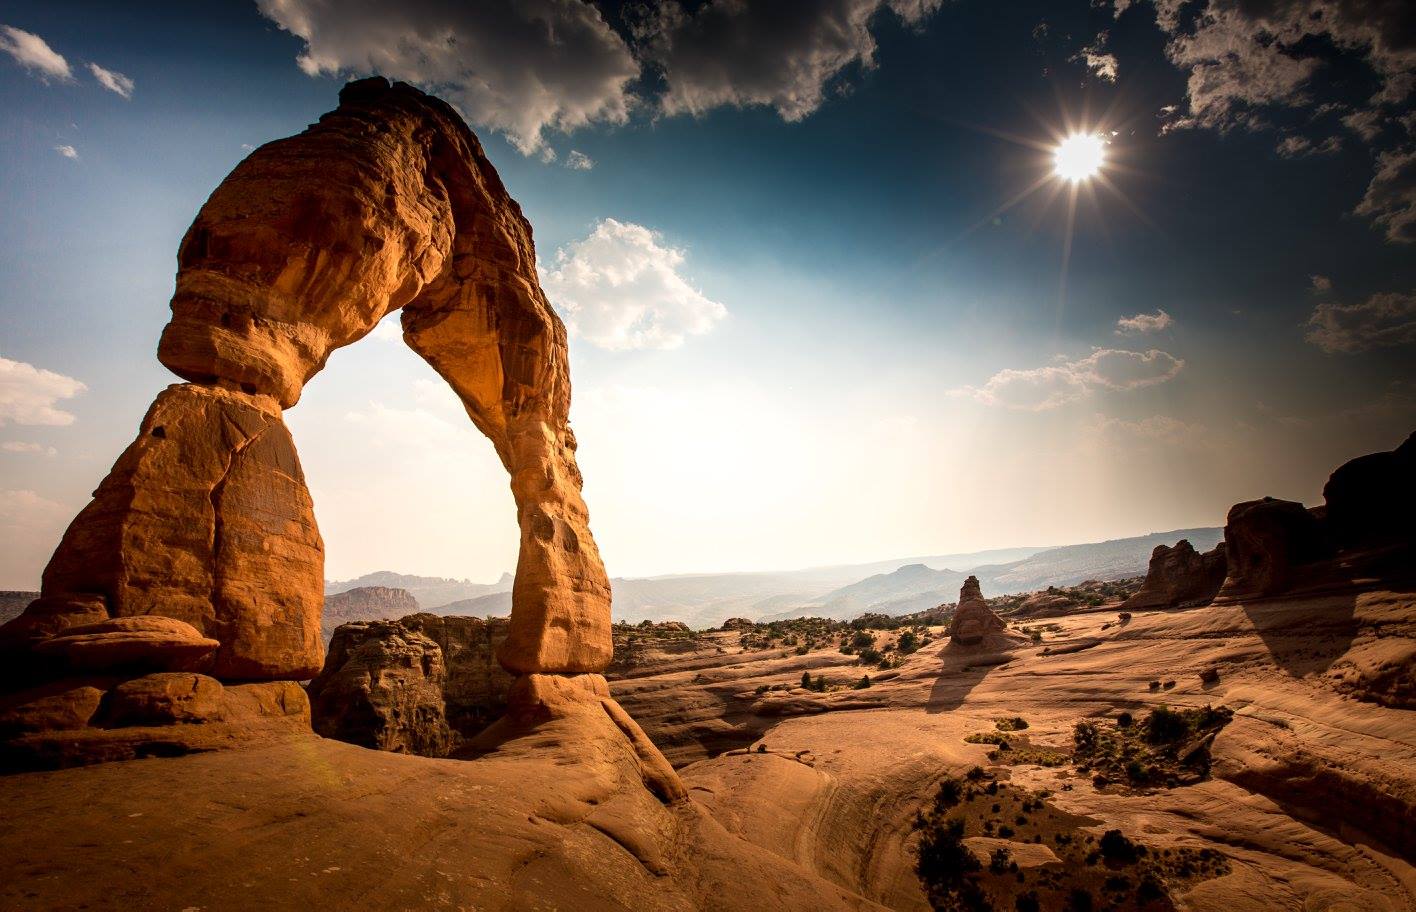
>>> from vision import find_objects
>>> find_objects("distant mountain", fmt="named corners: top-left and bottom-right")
top-left (321, 529), bottom-right (1221, 630)
top-left (797, 564), bottom-right (971, 621)
top-left (322, 586), bottom-right (420, 641)
top-left (324, 571), bottom-right (512, 609)
top-left (976, 527), bottom-right (1224, 593)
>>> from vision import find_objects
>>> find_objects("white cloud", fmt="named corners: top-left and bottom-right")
top-left (953, 364), bottom-right (1092, 411)
top-left (1091, 413), bottom-right (1208, 446)
top-left (1311, 274), bottom-right (1332, 292)
top-left (633, 0), bottom-right (944, 122)
top-left (1305, 290), bottom-right (1416, 353)
top-left (0, 24), bottom-right (72, 82)
top-left (1354, 148), bottom-right (1416, 244)
top-left (955, 347), bottom-right (1184, 410)
top-left (1145, 1), bottom-right (1414, 241)
top-left (53, 144), bottom-right (78, 160)
top-left (1114, 309), bottom-right (1173, 335)
top-left (566, 150), bottom-right (594, 170)
top-left (88, 62), bottom-right (133, 98)
top-left (255, 0), bottom-right (639, 155)
top-left (1072, 31), bottom-right (1119, 82)
top-left (541, 219), bottom-right (727, 350)
top-left (0, 356), bottom-right (87, 426)
top-left (1276, 134), bottom-right (1341, 157)
top-left (1, 441), bottom-right (57, 456)
top-left (1073, 348), bottom-right (1185, 390)
top-left (368, 312), bottom-right (403, 342)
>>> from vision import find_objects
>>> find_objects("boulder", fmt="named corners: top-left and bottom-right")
top-left (0, 681), bottom-right (107, 736)
top-left (307, 620), bottom-right (452, 756)
top-left (34, 617), bottom-right (220, 673)
top-left (1217, 498), bottom-right (1332, 600)
top-left (101, 673), bottom-right (225, 727)
top-left (1122, 539), bottom-right (1227, 611)
top-left (948, 576), bottom-right (1007, 646)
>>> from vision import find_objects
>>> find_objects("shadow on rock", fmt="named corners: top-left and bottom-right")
top-left (1240, 592), bottom-right (1359, 677)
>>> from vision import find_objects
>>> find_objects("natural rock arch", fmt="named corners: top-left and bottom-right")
top-left (5, 78), bottom-right (611, 688)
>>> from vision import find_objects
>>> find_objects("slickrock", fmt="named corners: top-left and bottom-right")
top-left (1122, 539), bottom-right (1227, 611)
top-left (0, 78), bottom-right (626, 766)
top-left (947, 576), bottom-right (1009, 646)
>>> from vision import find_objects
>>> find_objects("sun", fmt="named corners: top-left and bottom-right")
top-left (1053, 133), bottom-right (1106, 182)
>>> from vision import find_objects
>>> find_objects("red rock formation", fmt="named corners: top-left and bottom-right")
top-left (1214, 431), bottom-right (1415, 602)
top-left (322, 586), bottom-right (421, 641)
top-left (947, 576), bottom-right (1007, 645)
top-left (0, 80), bottom-right (649, 777)
top-left (1122, 539), bottom-right (1227, 611)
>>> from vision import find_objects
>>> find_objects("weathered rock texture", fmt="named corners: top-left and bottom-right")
top-left (0, 78), bottom-right (620, 767)
top-left (309, 613), bottom-right (513, 755)
top-left (948, 576), bottom-right (1007, 645)
top-left (1122, 539), bottom-right (1227, 611)
top-left (307, 620), bottom-right (452, 755)
top-left (1216, 431), bottom-right (1415, 602)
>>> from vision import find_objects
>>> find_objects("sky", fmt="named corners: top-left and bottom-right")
top-left (1, 0), bottom-right (1414, 588)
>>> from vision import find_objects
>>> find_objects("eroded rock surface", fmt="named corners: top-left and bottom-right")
top-left (309, 613), bottom-right (515, 755)
top-left (0, 78), bottom-right (624, 767)
top-left (1122, 539), bottom-right (1227, 611)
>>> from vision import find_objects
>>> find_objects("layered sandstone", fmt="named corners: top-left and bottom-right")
top-left (1122, 539), bottom-right (1227, 611)
top-left (0, 78), bottom-right (623, 768)
top-left (321, 586), bottom-right (420, 641)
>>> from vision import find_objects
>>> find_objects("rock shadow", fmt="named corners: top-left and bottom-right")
top-left (1239, 591), bottom-right (1360, 677)
top-left (926, 648), bottom-right (1012, 714)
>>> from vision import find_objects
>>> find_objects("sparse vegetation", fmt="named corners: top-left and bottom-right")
top-left (913, 771), bottom-right (1229, 910)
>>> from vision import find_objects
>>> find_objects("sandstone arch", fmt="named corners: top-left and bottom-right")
top-left (3, 79), bottom-right (611, 696)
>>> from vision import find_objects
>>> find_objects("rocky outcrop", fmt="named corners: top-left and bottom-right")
top-left (948, 576), bottom-right (1008, 645)
top-left (307, 620), bottom-right (452, 756)
top-left (1216, 431), bottom-right (1415, 602)
top-left (1122, 539), bottom-right (1227, 611)
top-left (0, 78), bottom-right (634, 772)
top-left (310, 613), bottom-right (514, 755)
top-left (322, 586), bottom-right (420, 641)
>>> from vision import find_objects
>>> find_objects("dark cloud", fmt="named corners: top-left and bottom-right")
top-left (630, 0), bottom-right (944, 121)
top-left (1354, 147), bottom-right (1416, 242)
top-left (256, 0), bottom-right (639, 153)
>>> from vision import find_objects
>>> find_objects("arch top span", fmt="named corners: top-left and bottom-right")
top-left (24, 77), bottom-right (612, 679)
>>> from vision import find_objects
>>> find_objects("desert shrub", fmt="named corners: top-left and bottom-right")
top-left (989, 847), bottom-right (1011, 873)
top-left (859, 647), bottom-right (883, 664)
top-left (800, 671), bottom-right (812, 688)
top-left (1099, 829), bottom-right (1140, 864)
top-left (795, 645), bottom-right (809, 655)
top-left (1015, 893), bottom-right (1040, 912)
top-left (854, 675), bottom-right (872, 689)
top-left (996, 716), bottom-right (1029, 731)
top-left (1067, 888), bottom-right (1094, 911)
top-left (1073, 721), bottom-right (1099, 753)
top-left (754, 685), bottom-right (768, 695)
top-left (898, 630), bottom-right (921, 654)
top-left (1116, 712), bottom-right (1133, 729)
top-left (1145, 705), bottom-right (1190, 744)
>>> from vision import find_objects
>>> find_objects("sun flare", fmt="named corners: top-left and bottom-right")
top-left (1054, 132), bottom-right (1106, 182)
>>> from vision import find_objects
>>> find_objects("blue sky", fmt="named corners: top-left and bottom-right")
top-left (1, 0), bottom-right (1413, 587)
